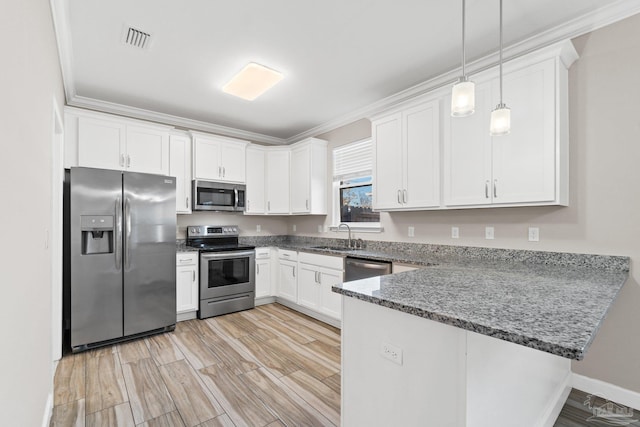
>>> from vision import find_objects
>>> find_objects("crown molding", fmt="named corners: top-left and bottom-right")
top-left (67, 95), bottom-right (286, 145)
top-left (52, 0), bottom-right (640, 145)
top-left (50, 0), bottom-right (76, 102)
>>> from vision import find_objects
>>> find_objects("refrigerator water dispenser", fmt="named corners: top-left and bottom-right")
top-left (81, 215), bottom-right (114, 255)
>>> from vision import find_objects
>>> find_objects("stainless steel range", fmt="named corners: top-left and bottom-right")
top-left (186, 225), bottom-right (255, 319)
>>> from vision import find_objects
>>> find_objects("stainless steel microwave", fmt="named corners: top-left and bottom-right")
top-left (192, 180), bottom-right (246, 212)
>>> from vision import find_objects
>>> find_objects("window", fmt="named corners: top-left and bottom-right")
top-left (332, 139), bottom-right (380, 228)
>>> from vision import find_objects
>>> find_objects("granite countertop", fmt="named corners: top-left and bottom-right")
top-left (175, 236), bottom-right (628, 359)
top-left (331, 256), bottom-right (627, 361)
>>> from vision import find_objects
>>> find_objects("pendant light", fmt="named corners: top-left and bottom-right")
top-left (451, 0), bottom-right (475, 117)
top-left (490, 0), bottom-right (511, 135)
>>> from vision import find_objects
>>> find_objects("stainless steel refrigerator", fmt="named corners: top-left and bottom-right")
top-left (64, 167), bottom-right (176, 352)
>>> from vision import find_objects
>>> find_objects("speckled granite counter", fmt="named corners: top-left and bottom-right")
top-left (177, 235), bottom-right (628, 359)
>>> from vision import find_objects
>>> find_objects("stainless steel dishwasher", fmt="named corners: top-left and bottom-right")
top-left (344, 257), bottom-right (392, 281)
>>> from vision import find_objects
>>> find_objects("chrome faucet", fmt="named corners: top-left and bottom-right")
top-left (338, 223), bottom-right (352, 248)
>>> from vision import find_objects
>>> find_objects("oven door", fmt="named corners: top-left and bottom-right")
top-left (193, 180), bottom-right (237, 211)
top-left (200, 250), bottom-right (255, 300)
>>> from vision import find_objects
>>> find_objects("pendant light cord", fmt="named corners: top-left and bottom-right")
top-left (499, 0), bottom-right (503, 105)
top-left (462, 0), bottom-right (466, 78)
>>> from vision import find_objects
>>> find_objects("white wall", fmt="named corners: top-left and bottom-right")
top-left (0, 0), bottom-right (65, 425)
top-left (292, 15), bottom-right (640, 392)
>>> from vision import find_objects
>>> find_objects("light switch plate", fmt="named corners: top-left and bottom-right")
top-left (408, 226), bottom-right (415, 237)
top-left (256, 224), bottom-right (261, 232)
top-left (292, 224), bottom-right (297, 232)
top-left (318, 225), bottom-right (323, 233)
top-left (528, 227), bottom-right (540, 242)
top-left (485, 226), bottom-right (495, 240)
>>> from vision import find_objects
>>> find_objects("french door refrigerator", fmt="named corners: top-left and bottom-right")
top-left (64, 167), bottom-right (176, 352)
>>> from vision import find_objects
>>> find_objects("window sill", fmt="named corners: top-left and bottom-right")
top-left (329, 225), bottom-right (384, 233)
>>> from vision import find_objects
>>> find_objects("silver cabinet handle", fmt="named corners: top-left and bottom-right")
top-left (493, 180), bottom-right (497, 198)
top-left (257, 264), bottom-right (260, 275)
top-left (223, 166), bottom-right (226, 177)
top-left (485, 181), bottom-right (490, 199)
top-left (292, 266), bottom-right (296, 278)
top-left (178, 258), bottom-right (191, 263)
top-left (120, 154), bottom-right (125, 167)
top-left (115, 197), bottom-right (122, 269)
top-left (397, 190), bottom-right (402, 204)
top-left (268, 201), bottom-right (271, 211)
top-left (403, 190), bottom-right (408, 204)
top-left (306, 199), bottom-right (309, 210)
top-left (247, 200), bottom-right (250, 211)
top-left (126, 155), bottom-right (131, 168)
top-left (124, 198), bottom-right (131, 268)
top-left (281, 253), bottom-right (290, 258)
top-left (186, 196), bottom-right (189, 209)
top-left (192, 270), bottom-right (196, 282)
top-left (218, 166), bottom-right (221, 177)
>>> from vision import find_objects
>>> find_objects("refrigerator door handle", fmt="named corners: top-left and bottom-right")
top-left (115, 197), bottom-right (122, 269)
top-left (124, 197), bottom-right (132, 269)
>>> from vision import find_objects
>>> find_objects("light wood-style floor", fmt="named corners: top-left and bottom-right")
top-left (51, 303), bottom-right (341, 427)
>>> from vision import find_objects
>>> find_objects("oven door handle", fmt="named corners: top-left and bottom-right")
top-left (200, 250), bottom-right (256, 260)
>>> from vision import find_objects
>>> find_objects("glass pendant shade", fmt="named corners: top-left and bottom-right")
top-left (490, 104), bottom-right (511, 136)
top-left (451, 79), bottom-right (475, 117)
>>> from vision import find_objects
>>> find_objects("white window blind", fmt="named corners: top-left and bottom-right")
top-left (333, 139), bottom-right (372, 178)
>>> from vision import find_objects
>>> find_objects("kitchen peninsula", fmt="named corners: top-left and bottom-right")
top-left (332, 249), bottom-right (628, 427)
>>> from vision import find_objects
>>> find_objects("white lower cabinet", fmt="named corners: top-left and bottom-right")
top-left (255, 248), bottom-right (272, 299)
top-left (298, 252), bottom-right (343, 321)
top-left (176, 252), bottom-right (198, 320)
top-left (277, 250), bottom-right (298, 302)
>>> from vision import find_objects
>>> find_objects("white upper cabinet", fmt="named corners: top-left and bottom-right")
top-left (245, 145), bottom-right (266, 214)
top-left (265, 149), bottom-right (290, 214)
top-left (68, 108), bottom-right (170, 175)
top-left (444, 52), bottom-right (570, 208)
top-left (169, 133), bottom-right (192, 214)
top-left (290, 138), bottom-right (327, 215)
top-left (373, 98), bottom-right (441, 211)
top-left (192, 133), bottom-right (248, 183)
top-left (126, 125), bottom-right (170, 175)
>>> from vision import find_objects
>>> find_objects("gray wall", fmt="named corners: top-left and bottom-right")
top-left (0, 0), bottom-right (65, 424)
top-left (291, 14), bottom-right (640, 392)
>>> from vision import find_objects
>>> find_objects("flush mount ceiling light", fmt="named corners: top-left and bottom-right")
top-left (451, 0), bottom-right (475, 117)
top-left (222, 62), bottom-right (284, 101)
top-left (490, 0), bottom-right (511, 136)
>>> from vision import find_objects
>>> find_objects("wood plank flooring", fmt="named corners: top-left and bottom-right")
top-left (52, 302), bottom-right (637, 426)
top-left (51, 303), bottom-right (341, 427)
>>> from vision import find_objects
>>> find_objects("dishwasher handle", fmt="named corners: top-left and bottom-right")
top-left (346, 260), bottom-right (391, 270)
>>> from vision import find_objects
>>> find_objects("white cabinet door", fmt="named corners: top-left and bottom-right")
top-left (443, 81), bottom-right (493, 207)
top-left (220, 141), bottom-right (246, 183)
top-left (255, 258), bottom-right (271, 298)
top-left (266, 150), bottom-right (290, 214)
top-left (297, 264), bottom-right (321, 310)
top-left (193, 137), bottom-right (221, 180)
top-left (245, 146), bottom-right (266, 214)
top-left (290, 145), bottom-right (311, 214)
top-left (176, 253), bottom-right (198, 314)
top-left (277, 260), bottom-right (297, 302)
top-left (491, 59), bottom-right (556, 204)
top-left (373, 113), bottom-right (403, 210)
top-left (169, 134), bottom-right (192, 214)
top-left (404, 101), bottom-right (440, 209)
top-left (126, 125), bottom-right (169, 175)
top-left (319, 268), bottom-right (343, 320)
top-left (78, 117), bottom-right (126, 170)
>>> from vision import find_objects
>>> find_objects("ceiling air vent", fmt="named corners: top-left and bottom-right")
top-left (122, 26), bottom-right (152, 49)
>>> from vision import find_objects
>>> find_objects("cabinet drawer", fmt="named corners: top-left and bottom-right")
top-left (176, 252), bottom-right (198, 266)
top-left (255, 247), bottom-right (271, 259)
top-left (299, 251), bottom-right (344, 271)
top-left (278, 249), bottom-right (298, 261)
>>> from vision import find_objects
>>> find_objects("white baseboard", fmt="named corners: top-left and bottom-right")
top-left (573, 373), bottom-right (640, 410)
top-left (177, 311), bottom-right (197, 322)
top-left (274, 298), bottom-right (342, 329)
top-left (42, 392), bottom-right (53, 427)
top-left (255, 296), bottom-right (276, 306)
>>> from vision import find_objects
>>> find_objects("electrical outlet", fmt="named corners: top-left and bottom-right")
top-left (292, 224), bottom-right (297, 232)
top-left (408, 226), bottom-right (415, 237)
top-left (381, 342), bottom-right (403, 365)
top-left (528, 227), bottom-right (540, 242)
top-left (318, 225), bottom-right (323, 233)
top-left (451, 226), bottom-right (459, 239)
top-left (324, 225), bottom-right (329, 233)
top-left (256, 224), bottom-right (261, 232)
top-left (485, 226), bottom-right (495, 240)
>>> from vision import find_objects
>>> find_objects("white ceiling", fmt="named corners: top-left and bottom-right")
top-left (57, 0), bottom-right (637, 143)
